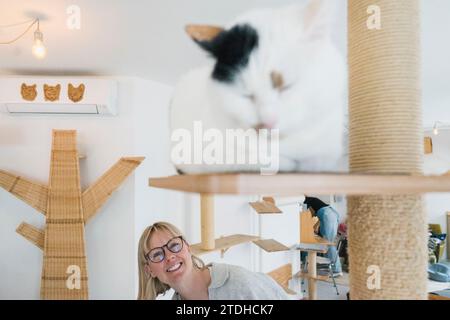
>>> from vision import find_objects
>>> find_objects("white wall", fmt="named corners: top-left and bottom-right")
top-left (0, 76), bottom-right (178, 299)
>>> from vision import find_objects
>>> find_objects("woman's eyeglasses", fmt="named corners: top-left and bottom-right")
top-left (145, 236), bottom-right (184, 263)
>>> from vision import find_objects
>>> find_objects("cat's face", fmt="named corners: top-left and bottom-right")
top-left (21, 83), bottom-right (37, 101)
top-left (44, 84), bottom-right (61, 101)
top-left (188, 0), bottom-right (335, 133)
top-left (68, 83), bottom-right (85, 102)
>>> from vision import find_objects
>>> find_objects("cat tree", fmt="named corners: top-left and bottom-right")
top-left (148, 0), bottom-right (443, 299)
top-left (0, 130), bottom-right (144, 299)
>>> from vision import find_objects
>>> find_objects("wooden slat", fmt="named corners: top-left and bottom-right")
top-left (424, 137), bottom-right (433, 154)
top-left (190, 234), bottom-right (260, 256)
top-left (149, 173), bottom-right (450, 195)
top-left (0, 170), bottom-right (48, 215)
top-left (253, 239), bottom-right (289, 252)
top-left (16, 222), bottom-right (45, 250)
top-left (300, 210), bottom-right (317, 243)
top-left (82, 157), bottom-right (144, 222)
top-left (249, 200), bottom-right (282, 214)
top-left (267, 264), bottom-right (296, 295)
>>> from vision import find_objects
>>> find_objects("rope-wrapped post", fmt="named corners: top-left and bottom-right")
top-left (348, 0), bottom-right (427, 299)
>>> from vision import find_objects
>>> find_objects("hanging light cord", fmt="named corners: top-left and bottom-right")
top-left (0, 18), bottom-right (39, 45)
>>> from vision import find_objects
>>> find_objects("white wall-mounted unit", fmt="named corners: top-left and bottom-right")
top-left (0, 77), bottom-right (118, 115)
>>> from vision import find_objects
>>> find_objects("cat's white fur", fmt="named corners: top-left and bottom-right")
top-left (170, 1), bottom-right (346, 173)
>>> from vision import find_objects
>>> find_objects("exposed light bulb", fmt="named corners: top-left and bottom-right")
top-left (433, 123), bottom-right (439, 136)
top-left (32, 29), bottom-right (46, 59)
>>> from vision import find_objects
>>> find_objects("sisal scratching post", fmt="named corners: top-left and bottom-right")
top-left (348, 0), bottom-right (427, 299)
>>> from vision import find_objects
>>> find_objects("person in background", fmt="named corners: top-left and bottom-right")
top-left (137, 221), bottom-right (289, 300)
top-left (303, 196), bottom-right (343, 276)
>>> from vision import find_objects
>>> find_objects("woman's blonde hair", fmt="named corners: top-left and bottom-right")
top-left (137, 221), bottom-right (205, 300)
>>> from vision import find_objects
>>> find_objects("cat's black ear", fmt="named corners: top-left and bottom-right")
top-left (185, 25), bottom-right (224, 56)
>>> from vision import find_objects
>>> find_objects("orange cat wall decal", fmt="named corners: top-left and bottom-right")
top-left (21, 83), bottom-right (37, 101)
top-left (44, 84), bottom-right (61, 101)
top-left (68, 83), bottom-right (85, 102)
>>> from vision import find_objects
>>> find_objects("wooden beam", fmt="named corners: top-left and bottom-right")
top-left (16, 222), bottom-right (44, 250)
top-left (308, 251), bottom-right (317, 300)
top-left (0, 170), bottom-right (47, 215)
top-left (200, 194), bottom-right (215, 250)
top-left (83, 157), bottom-right (144, 223)
top-left (149, 173), bottom-right (450, 195)
top-left (190, 234), bottom-right (260, 256)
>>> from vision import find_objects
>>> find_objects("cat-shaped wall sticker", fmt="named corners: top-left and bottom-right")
top-left (68, 83), bottom-right (85, 103)
top-left (44, 84), bottom-right (61, 101)
top-left (21, 83), bottom-right (37, 101)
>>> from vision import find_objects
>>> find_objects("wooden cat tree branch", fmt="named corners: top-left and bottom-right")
top-left (0, 130), bottom-right (144, 299)
top-left (0, 170), bottom-right (48, 215)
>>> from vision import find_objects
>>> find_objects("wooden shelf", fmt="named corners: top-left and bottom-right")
top-left (249, 200), bottom-right (282, 214)
top-left (253, 239), bottom-right (290, 252)
top-left (190, 234), bottom-right (260, 256)
top-left (149, 173), bottom-right (450, 195)
top-left (293, 243), bottom-right (330, 253)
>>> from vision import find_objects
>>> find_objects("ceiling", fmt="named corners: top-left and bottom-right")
top-left (0, 0), bottom-right (448, 126)
top-left (0, 0), bottom-right (317, 83)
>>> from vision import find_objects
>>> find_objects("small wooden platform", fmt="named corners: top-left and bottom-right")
top-left (253, 239), bottom-right (290, 252)
top-left (249, 200), bottom-right (282, 214)
top-left (149, 173), bottom-right (450, 195)
top-left (190, 234), bottom-right (260, 256)
top-left (293, 243), bottom-right (330, 253)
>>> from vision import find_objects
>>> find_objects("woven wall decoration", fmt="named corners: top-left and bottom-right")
top-left (0, 130), bottom-right (144, 299)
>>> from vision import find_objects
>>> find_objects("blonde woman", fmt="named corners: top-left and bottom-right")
top-left (137, 221), bottom-right (288, 300)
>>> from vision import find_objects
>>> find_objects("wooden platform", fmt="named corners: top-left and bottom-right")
top-left (253, 239), bottom-right (290, 252)
top-left (149, 173), bottom-right (450, 195)
top-left (190, 234), bottom-right (260, 256)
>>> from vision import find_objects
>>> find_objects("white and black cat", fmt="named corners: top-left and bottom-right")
top-left (170, 0), bottom-right (346, 174)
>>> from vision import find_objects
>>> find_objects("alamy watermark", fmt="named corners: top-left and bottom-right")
top-left (66, 265), bottom-right (81, 290)
top-left (367, 5), bottom-right (381, 30)
top-left (171, 121), bottom-right (280, 175)
top-left (367, 265), bottom-right (381, 290)
top-left (66, 5), bottom-right (81, 30)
